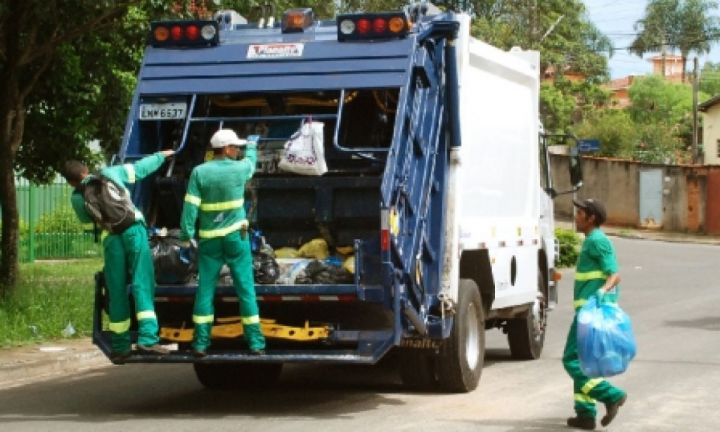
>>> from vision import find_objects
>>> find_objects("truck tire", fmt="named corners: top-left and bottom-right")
top-left (193, 363), bottom-right (283, 389)
top-left (398, 350), bottom-right (438, 391)
top-left (507, 270), bottom-right (547, 360)
top-left (437, 278), bottom-right (485, 392)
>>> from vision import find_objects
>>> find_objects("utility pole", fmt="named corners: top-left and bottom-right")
top-left (692, 56), bottom-right (700, 164)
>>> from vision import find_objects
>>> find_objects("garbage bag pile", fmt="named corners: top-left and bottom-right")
top-left (577, 295), bottom-right (637, 378)
top-left (150, 228), bottom-right (197, 284)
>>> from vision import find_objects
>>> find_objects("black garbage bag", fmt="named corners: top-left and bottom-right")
top-left (253, 251), bottom-right (280, 284)
top-left (295, 260), bottom-right (353, 284)
top-left (150, 229), bottom-right (197, 284)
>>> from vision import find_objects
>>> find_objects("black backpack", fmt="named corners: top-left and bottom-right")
top-left (79, 175), bottom-right (137, 235)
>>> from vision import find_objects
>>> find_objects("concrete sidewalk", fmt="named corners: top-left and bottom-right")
top-left (0, 339), bottom-right (110, 389)
top-left (1, 224), bottom-right (718, 389)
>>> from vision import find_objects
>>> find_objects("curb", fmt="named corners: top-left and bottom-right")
top-left (0, 339), bottom-right (110, 389)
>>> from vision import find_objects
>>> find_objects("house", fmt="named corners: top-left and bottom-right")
top-left (699, 95), bottom-right (720, 165)
top-left (649, 54), bottom-right (684, 83)
top-left (606, 75), bottom-right (636, 108)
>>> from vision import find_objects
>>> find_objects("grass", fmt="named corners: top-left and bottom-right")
top-left (0, 259), bottom-right (103, 348)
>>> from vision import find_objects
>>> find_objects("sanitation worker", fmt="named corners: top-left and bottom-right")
top-left (564, 198), bottom-right (627, 430)
top-left (180, 129), bottom-right (265, 357)
top-left (62, 150), bottom-right (175, 363)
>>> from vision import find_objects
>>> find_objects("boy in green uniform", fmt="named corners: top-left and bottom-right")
top-left (564, 198), bottom-right (628, 430)
top-left (63, 150), bottom-right (175, 362)
top-left (180, 129), bottom-right (265, 357)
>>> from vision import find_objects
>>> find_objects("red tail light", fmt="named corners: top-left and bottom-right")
top-left (373, 18), bottom-right (387, 33)
top-left (170, 25), bottom-right (183, 41)
top-left (381, 229), bottom-right (390, 251)
top-left (357, 18), bottom-right (371, 34)
top-left (337, 12), bottom-right (409, 42)
top-left (185, 25), bottom-right (199, 40)
top-left (149, 20), bottom-right (219, 47)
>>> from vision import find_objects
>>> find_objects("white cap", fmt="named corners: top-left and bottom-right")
top-left (210, 129), bottom-right (247, 148)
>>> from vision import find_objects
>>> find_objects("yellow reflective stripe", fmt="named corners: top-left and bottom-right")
top-left (108, 319), bottom-right (131, 334)
top-left (582, 378), bottom-right (605, 394)
top-left (241, 315), bottom-right (260, 325)
top-left (574, 299), bottom-right (587, 309)
top-left (576, 270), bottom-right (606, 281)
top-left (574, 393), bottom-right (596, 404)
top-left (81, 223), bottom-right (94, 231)
top-left (199, 220), bottom-right (249, 239)
top-left (136, 310), bottom-right (156, 321)
top-left (200, 199), bottom-right (244, 211)
top-left (193, 314), bottom-right (215, 324)
top-left (124, 164), bottom-right (136, 183)
top-left (184, 194), bottom-right (201, 206)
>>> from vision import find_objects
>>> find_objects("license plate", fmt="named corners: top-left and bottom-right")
top-left (139, 102), bottom-right (187, 120)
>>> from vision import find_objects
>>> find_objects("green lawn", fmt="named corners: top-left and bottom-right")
top-left (0, 259), bottom-right (102, 348)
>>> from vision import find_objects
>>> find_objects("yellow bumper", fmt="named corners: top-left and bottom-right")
top-left (160, 317), bottom-right (330, 342)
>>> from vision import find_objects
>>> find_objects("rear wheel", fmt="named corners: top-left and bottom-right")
top-left (437, 279), bottom-right (485, 392)
top-left (193, 363), bottom-right (283, 389)
top-left (507, 269), bottom-right (547, 360)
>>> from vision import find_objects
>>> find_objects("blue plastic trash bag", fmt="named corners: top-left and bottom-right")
top-left (577, 294), bottom-right (637, 378)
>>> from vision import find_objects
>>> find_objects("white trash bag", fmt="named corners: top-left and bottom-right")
top-left (278, 121), bottom-right (328, 176)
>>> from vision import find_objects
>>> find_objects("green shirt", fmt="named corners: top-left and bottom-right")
top-left (70, 153), bottom-right (167, 227)
top-left (574, 228), bottom-right (619, 307)
top-left (180, 142), bottom-right (257, 241)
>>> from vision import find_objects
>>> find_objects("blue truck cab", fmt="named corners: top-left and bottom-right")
top-left (93, 6), bottom-right (581, 392)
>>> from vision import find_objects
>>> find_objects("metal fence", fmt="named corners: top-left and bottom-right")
top-left (14, 177), bottom-right (101, 262)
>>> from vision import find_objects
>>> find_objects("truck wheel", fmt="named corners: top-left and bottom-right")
top-left (437, 278), bottom-right (485, 392)
top-left (507, 270), bottom-right (547, 360)
top-left (193, 363), bottom-right (283, 389)
top-left (398, 350), bottom-right (438, 391)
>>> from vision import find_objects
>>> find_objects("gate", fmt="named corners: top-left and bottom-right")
top-left (14, 177), bottom-right (101, 262)
top-left (639, 168), bottom-right (663, 228)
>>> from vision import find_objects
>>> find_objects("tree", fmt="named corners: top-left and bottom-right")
top-left (0, 1), bottom-right (153, 294)
top-left (630, 0), bottom-right (719, 82)
top-left (700, 61), bottom-right (720, 96)
top-left (573, 110), bottom-right (639, 159)
top-left (470, 0), bottom-right (611, 133)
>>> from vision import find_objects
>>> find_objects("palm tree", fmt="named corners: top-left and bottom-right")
top-left (630, 0), bottom-right (719, 82)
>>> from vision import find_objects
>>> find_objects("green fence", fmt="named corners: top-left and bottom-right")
top-left (14, 177), bottom-right (101, 262)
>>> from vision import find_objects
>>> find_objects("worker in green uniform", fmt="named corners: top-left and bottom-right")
top-left (62, 150), bottom-right (175, 363)
top-left (564, 198), bottom-right (628, 430)
top-left (180, 129), bottom-right (265, 357)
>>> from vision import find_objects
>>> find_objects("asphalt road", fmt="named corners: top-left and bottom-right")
top-left (1, 237), bottom-right (719, 432)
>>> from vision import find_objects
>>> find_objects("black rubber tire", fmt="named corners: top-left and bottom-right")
top-left (436, 278), bottom-right (485, 392)
top-left (193, 362), bottom-right (283, 389)
top-left (507, 270), bottom-right (547, 360)
top-left (398, 350), bottom-right (439, 391)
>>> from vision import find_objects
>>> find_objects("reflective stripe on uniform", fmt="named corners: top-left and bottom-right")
top-left (136, 310), bottom-right (157, 321)
top-left (575, 270), bottom-right (606, 281)
top-left (124, 164), bottom-right (136, 183)
top-left (108, 319), bottom-right (131, 334)
top-left (574, 393), bottom-right (596, 404)
top-left (574, 299), bottom-right (618, 309)
top-left (193, 314), bottom-right (215, 324)
top-left (198, 219), bottom-right (249, 239)
top-left (184, 194), bottom-right (201, 206)
top-left (582, 378), bottom-right (605, 394)
top-left (241, 315), bottom-right (260, 325)
top-left (200, 199), bottom-right (244, 211)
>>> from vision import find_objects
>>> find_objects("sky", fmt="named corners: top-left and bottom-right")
top-left (584, 0), bottom-right (720, 79)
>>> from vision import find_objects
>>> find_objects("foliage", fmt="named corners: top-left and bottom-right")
top-left (34, 208), bottom-right (84, 234)
top-left (0, 259), bottom-right (101, 347)
top-left (573, 110), bottom-right (639, 159)
top-left (700, 61), bottom-right (720, 96)
top-left (555, 227), bottom-right (580, 268)
top-left (630, 0), bottom-right (720, 81)
top-left (470, 0), bottom-right (610, 133)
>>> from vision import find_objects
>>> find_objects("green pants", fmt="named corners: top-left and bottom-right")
top-left (563, 314), bottom-right (626, 418)
top-left (103, 222), bottom-right (159, 353)
top-left (192, 230), bottom-right (265, 352)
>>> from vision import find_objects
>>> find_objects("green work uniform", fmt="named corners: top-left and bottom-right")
top-left (563, 228), bottom-right (626, 418)
top-left (180, 142), bottom-right (265, 352)
top-left (70, 153), bottom-right (167, 353)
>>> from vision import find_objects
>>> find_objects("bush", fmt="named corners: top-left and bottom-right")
top-left (556, 227), bottom-right (580, 268)
top-left (34, 207), bottom-right (83, 234)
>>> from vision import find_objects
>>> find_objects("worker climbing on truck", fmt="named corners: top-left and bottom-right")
top-left (180, 129), bottom-right (266, 357)
top-left (62, 150), bottom-right (175, 362)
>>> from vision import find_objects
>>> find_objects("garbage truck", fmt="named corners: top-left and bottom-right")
top-left (93, 5), bottom-right (582, 392)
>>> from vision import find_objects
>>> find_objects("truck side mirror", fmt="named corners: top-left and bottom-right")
top-left (569, 147), bottom-right (583, 189)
